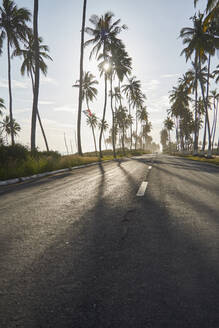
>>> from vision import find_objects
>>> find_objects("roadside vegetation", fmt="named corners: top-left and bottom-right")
top-left (0, 143), bottom-right (150, 181)
top-left (160, 0), bottom-right (219, 159)
top-left (178, 154), bottom-right (219, 166)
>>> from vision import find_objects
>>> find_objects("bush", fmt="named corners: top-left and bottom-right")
top-left (0, 143), bottom-right (29, 165)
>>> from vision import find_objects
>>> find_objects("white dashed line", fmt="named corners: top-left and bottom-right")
top-left (136, 181), bottom-right (148, 197)
top-left (149, 166), bottom-right (152, 170)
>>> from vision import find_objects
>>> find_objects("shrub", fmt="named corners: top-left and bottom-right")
top-left (0, 143), bottom-right (29, 165)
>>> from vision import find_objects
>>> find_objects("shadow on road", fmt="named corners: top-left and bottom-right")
top-left (1, 158), bottom-right (219, 328)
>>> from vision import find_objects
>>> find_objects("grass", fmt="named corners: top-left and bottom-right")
top-left (178, 154), bottom-right (219, 166)
top-left (0, 147), bottom-right (150, 181)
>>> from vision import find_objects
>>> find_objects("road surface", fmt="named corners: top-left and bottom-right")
top-left (0, 154), bottom-right (219, 328)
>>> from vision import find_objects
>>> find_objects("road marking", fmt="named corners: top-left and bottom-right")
top-left (136, 181), bottom-right (148, 197)
top-left (149, 166), bottom-right (152, 170)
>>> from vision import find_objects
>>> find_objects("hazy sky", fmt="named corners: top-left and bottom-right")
top-left (0, 0), bottom-right (217, 153)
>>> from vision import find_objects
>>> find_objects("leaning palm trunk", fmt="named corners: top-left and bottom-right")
top-left (7, 38), bottom-right (15, 146)
top-left (31, 0), bottom-right (40, 152)
top-left (99, 72), bottom-right (108, 158)
top-left (110, 75), bottom-right (116, 158)
top-left (200, 81), bottom-right (212, 157)
top-left (30, 69), bottom-right (49, 151)
top-left (91, 124), bottom-right (97, 155)
top-left (77, 0), bottom-right (87, 156)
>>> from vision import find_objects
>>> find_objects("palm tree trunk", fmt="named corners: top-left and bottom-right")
top-left (201, 117), bottom-right (207, 153)
top-left (110, 75), bottom-right (116, 158)
top-left (91, 124), bottom-right (97, 155)
top-left (135, 110), bottom-right (138, 150)
top-left (212, 99), bottom-right (218, 150)
top-left (129, 101), bottom-right (132, 150)
top-left (201, 54), bottom-right (211, 155)
top-left (7, 38), bottom-right (15, 146)
top-left (77, 0), bottom-right (87, 156)
top-left (31, 0), bottom-right (40, 152)
top-left (122, 126), bottom-right (125, 155)
top-left (103, 132), bottom-right (107, 150)
top-left (99, 72), bottom-right (107, 158)
top-left (193, 54), bottom-right (199, 154)
top-left (200, 81), bottom-right (212, 157)
top-left (64, 133), bottom-right (69, 155)
top-left (30, 69), bottom-right (49, 152)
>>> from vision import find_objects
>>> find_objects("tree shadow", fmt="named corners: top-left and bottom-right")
top-left (1, 159), bottom-right (219, 328)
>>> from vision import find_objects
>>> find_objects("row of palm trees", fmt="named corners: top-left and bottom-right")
top-left (162, 0), bottom-right (219, 156)
top-left (0, 0), bottom-right (51, 151)
top-left (76, 8), bottom-right (154, 158)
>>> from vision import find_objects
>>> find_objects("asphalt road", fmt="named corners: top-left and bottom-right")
top-left (0, 154), bottom-right (219, 328)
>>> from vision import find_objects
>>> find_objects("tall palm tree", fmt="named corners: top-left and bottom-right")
top-left (122, 76), bottom-right (145, 149)
top-left (14, 32), bottom-right (52, 151)
top-left (115, 105), bottom-right (129, 154)
top-left (77, 0), bottom-right (87, 156)
top-left (0, 0), bottom-right (31, 146)
top-left (86, 113), bottom-right (98, 155)
top-left (85, 11), bottom-right (127, 158)
top-left (164, 117), bottom-right (174, 144)
top-left (74, 71), bottom-right (98, 154)
top-left (180, 13), bottom-right (219, 155)
top-left (100, 45), bottom-right (132, 158)
top-left (180, 13), bottom-right (209, 153)
top-left (31, 0), bottom-right (40, 152)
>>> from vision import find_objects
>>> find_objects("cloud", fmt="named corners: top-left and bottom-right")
top-left (39, 100), bottom-right (55, 105)
top-left (160, 73), bottom-right (180, 79)
top-left (40, 76), bottom-right (59, 86)
top-left (53, 105), bottom-right (75, 113)
top-left (142, 79), bottom-right (160, 92)
top-left (14, 108), bottom-right (30, 114)
top-left (0, 79), bottom-right (29, 89)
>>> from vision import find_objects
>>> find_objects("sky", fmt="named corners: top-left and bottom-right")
top-left (0, 0), bottom-right (218, 154)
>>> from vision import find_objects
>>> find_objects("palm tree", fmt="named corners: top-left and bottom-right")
top-left (194, 0), bottom-right (219, 28)
top-left (160, 128), bottom-right (169, 152)
top-left (85, 11), bottom-right (127, 158)
top-left (74, 71), bottom-right (98, 154)
top-left (213, 64), bottom-right (219, 83)
top-left (0, 0), bottom-right (31, 146)
top-left (180, 13), bottom-right (219, 156)
top-left (31, 0), bottom-right (40, 152)
top-left (1, 115), bottom-right (20, 143)
top-left (74, 71), bottom-right (98, 108)
top-left (86, 113), bottom-right (98, 155)
top-left (115, 105), bottom-right (129, 154)
top-left (122, 76), bottom-right (145, 149)
top-left (164, 117), bottom-right (174, 144)
top-left (14, 32), bottom-right (52, 151)
top-left (77, 0), bottom-right (87, 156)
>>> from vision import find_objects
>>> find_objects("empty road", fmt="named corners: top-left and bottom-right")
top-left (0, 154), bottom-right (219, 328)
